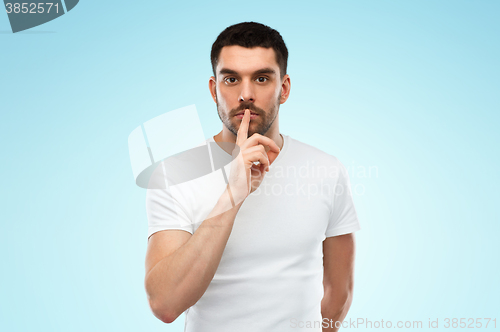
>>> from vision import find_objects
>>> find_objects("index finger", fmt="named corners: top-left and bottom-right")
top-left (236, 109), bottom-right (250, 147)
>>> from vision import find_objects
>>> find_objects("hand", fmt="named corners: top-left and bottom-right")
top-left (226, 109), bottom-right (280, 206)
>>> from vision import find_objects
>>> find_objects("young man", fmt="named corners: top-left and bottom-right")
top-left (144, 22), bottom-right (360, 331)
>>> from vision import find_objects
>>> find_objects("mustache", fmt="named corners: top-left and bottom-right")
top-left (231, 103), bottom-right (264, 116)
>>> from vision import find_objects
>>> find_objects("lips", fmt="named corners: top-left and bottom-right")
top-left (235, 110), bottom-right (259, 116)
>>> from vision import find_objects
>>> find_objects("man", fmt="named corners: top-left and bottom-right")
top-left (144, 22), bottom-right (360, 331)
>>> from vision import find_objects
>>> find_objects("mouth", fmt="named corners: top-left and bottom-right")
top-left (235, 110), bottom-right (259, 116)
top-left (235, 111), bottom-right (259, 119)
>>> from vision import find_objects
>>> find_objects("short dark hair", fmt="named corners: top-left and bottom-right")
top-left (211, 22), bottom-right (288, 79)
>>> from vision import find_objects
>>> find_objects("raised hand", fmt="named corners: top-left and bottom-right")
top-left (226, 109), bottom-right (280, 206)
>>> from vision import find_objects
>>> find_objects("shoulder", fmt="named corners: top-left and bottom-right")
top-left (286, 135), bottom-right (345, 169)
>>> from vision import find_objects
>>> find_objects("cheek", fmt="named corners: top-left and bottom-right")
top-left (216, 90), bottom-right (229, 108)
top-left (218, 86), bottom-right (237, 106)
top-left (263, 87), bottom-right (281, 104)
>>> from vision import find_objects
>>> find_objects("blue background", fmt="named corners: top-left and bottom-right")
top-left (1, 0), bottom-right (498, 331)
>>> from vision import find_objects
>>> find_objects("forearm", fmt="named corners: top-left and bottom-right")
top-left (321, 290), bottom-right (353, 331)
top-left (145, 187), bottom-right (242, 322)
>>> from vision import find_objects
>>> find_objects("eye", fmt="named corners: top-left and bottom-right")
top-left (224, 77), bottom-right (238, 84)
top-left (256, 77), bottom-right (268, 83)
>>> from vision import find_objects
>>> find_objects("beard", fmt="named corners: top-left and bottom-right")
top-left (216, 91), bottom-right (281, 138)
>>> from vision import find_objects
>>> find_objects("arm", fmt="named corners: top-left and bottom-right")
top-left (145, 110), bottom-right (280, 324)
top-left (145, 187), bottom-right (241, 323)
top-left (321, 233), bottom-right (356, 331)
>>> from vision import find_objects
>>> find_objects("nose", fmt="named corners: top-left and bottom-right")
top-left (238, 80), bottom-right (255, 103)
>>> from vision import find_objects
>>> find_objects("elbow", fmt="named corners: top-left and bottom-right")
top-left (145, 276), bottom-right (182, 324)
top-left (338, 288), bottom-right (353, 305)
top-left (159, 311), bottom-right (180, 324)
top-left (321, 288), bottom-right (353, 317)
top-left (149, 298), bottom-right (182, 324)
top-left (145, 275), bottom-right (196, 324)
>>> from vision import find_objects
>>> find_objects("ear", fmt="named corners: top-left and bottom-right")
top-left (279, 74), bottom-right (291, 104)
top-left (209, 76), bottom-right (217, 104)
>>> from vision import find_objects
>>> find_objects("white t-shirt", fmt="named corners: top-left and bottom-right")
top-left (146, 134), bottom-right (361, 332)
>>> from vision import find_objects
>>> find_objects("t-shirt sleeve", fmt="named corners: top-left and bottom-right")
top-left (325, 160), bottom-right (361, 237)
top-left (146, 186), bottom-right (194, 240)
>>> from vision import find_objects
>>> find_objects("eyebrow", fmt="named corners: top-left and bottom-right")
top-left (218, 67), bottom-right (277, 76)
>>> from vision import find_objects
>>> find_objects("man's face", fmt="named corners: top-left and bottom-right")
top-left (210, 46), bottom-right (290, 137)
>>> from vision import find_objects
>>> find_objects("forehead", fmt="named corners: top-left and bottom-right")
top-left (217, 45), bottom-right (279, 74)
